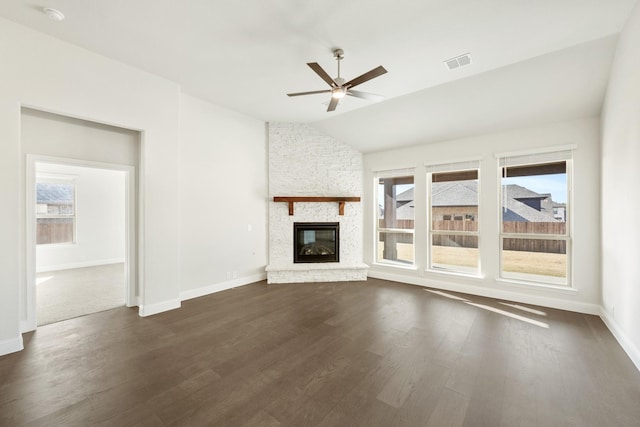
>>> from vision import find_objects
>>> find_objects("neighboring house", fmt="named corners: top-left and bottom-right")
top-left (394, 186), bottom-right (415, 221)
top-left (431, 180), bottom-right (479, 222)
top-left (501, 184), bottom-right (557, 222)
top-left (553, 202), bottom-right (567, 222)
top-left (386, 182), bottom-right (562, 223)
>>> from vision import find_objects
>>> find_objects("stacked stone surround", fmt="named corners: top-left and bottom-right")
top-left (266, 122), bottom-right (368, 283)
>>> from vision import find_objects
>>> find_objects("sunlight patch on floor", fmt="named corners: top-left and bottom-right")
top-left (466, 302), bottom-right (549, 328)
top-left (424, 289), bottom-right (469, 302)
top-left (498, 302), bottom-right (547, 317)
top-left (36, 275), bottom-right (54, 285)
top-left (424, 288), bottom-right (549, 328)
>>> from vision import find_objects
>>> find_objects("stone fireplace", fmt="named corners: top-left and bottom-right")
top-left (265, 122), bottom-right (368, 284)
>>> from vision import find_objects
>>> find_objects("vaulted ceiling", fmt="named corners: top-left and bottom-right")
top-left (0, 0), bottom-right (637, 152)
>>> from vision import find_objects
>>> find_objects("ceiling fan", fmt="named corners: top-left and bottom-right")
top-left (287, 48), bottom-right (388, 112)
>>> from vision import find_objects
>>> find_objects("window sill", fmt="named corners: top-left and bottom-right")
top-left (495, 278), bottom-right (577, 294)
top-left (372, 262), bottom-right (417, 271)
top-left (425, 268), bottom-right (485, 280)
top-left (37, 242), bottom-right (78, 248)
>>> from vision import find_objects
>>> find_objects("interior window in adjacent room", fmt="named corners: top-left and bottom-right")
top-left (36, 177), bottom-right (76, 245)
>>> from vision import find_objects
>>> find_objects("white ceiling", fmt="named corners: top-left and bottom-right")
top-left (0, 0), bottom-right (637, 152)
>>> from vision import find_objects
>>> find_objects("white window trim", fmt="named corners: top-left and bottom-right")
top-left (494, 144), bottom-right (577, 161)
top-left (497, 151), bottom-right (573, 287)
top-left (373, 168), bottom-right (416, 268)
top-left (426, 160), bottom-right (481, 276)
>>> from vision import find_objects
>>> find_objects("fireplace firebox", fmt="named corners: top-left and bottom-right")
top-left (293, 222), bottom-right (339, 263)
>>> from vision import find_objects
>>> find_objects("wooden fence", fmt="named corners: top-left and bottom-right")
top-left (36, 219), bottom-right (73, 245)
top-left (502, 222), bottom-right (566, 254)
top-left (503, 221), bottom-right (566, 234)
top-left (502, 237), bottom-right (566, 254)
top-left (379, 219), bottom-right (566, 253)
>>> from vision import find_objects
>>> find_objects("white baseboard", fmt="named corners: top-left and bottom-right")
top-left (139, 298), bottom-right (181, 317)
top-left (368, 270), bottom-right (601, 315)
top-left (37, 258), bottom-right (125, 273)
top-left (140, 273), bottom-right (266, 316)
top-left (180, 273), bottom-right (267, 302)
top-left (599, 307), bottom-right (640, 372)
top-left (20, 318), bottom-right (37, 334)
top-left (127, 296), bottom-right (141, 308)
top-left (0, 335), bottom-right (24, 356)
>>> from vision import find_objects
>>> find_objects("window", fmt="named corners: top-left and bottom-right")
top-left (498, 149), bottom-right (572, 285)
top-left (427, 160), bottom-right (480, 274)
top-left (375, 170), bottom-right (415, 266)
top-left (36, 178), bottom-right (76, 245)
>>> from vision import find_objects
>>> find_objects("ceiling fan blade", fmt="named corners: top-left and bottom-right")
top-left (307, 62), bottom-right (338, 87)
top-left (347, 90), bottom-right (385, 102)
top-left (344, 65), bottom-right (387, 89)
top-left (287, 90), bottom-right (331, 97)
top-left (327, 96), bottom-right (339, 112)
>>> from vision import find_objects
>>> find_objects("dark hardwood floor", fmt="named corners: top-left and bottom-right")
top-left (1, 278), bottom-right (639, 426)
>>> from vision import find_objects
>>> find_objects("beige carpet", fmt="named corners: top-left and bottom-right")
top-left (36, 263), bottom-right (125, 326)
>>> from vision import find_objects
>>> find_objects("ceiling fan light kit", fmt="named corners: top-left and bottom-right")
top-left (331, 87), bottom-right (347, 99)
top-left (287, 48), bottom-right (387, 112)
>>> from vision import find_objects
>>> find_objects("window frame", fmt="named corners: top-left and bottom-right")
top-left (35, 176), bottom-right (77, 246)
top-left (497, 148), bottom-right (573, 287)
top-left (373, 168), bottom-right (416, 268)
top-left (426, 160), bottom-right (481, 276)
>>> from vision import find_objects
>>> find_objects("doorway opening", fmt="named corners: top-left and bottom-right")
top-left (26, 157), bottom-right (137, 328)
top-left (34, 162), bottom-right (127, 325)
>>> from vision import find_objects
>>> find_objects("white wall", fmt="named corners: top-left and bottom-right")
top-left (178, 94), bottom-right (267, 299)
top-left (601, 1), bottom-right (640, 369)
top-left (35, 163), bottom-right (126, 272)
top-left (0, 17), bottom-right (181, 355)
top-left (21, 107), bottom-right (139, 167)
top-left (364, 117), bottom-right (601, 314)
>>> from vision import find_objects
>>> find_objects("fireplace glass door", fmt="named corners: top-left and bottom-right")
top-left (294, 222), bottom-right (339, 263)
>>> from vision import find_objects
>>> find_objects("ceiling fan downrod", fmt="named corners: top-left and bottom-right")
top-left (333, 48), bottom-right (345, 85)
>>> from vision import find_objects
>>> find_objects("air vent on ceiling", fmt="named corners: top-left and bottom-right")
top-left (444, 53), bottom-right (472, 70)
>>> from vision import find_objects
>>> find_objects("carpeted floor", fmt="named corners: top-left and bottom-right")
top-left (36, 263), bottom-right (125, 326)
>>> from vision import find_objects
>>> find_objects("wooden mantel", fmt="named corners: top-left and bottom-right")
top-left (273, 196), bottom-right (361, 216)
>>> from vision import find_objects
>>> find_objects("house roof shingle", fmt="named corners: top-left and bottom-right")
top-left (432, 181), bottom-right (478, 207)
top-left (389, 181), bottom-right (559, 222)
top-left (502, 198), bottom-right (558, 222)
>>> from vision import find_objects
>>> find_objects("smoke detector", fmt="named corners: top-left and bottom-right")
top-left (444, 53), bottom-right (472, 70)
top-left (43, 7), bottom-right (65, 22)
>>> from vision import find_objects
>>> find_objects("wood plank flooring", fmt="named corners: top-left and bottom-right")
top-left (1, 278), bottom-right (639, 426)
